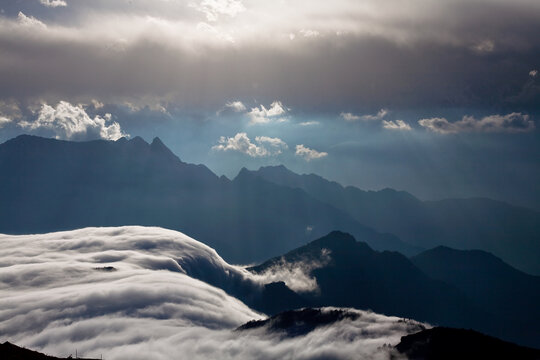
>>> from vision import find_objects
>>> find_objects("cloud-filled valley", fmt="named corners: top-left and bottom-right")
top-left (0, 226), bottom-right (428, 360)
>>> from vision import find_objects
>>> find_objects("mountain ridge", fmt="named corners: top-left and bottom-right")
top-left (0, 135), bottom-right (418, 262)
top-left (245, 164), bottom-right (540, 275)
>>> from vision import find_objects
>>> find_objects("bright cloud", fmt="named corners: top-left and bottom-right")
top-left (191, 0), bottom-right (246, 22)
top-left (300, 29), bottom-right (320, 38)
top-left (248, 101), bottom-right (288, 124)
top-left (295, 144), bottom-right (328, 161)
top-left (360, 109), bottom-right (389, 121)
top-left (225, 100), bottom-right (247, 112)
top-left (419, 113), bottom-right (535, 134)
top-left (250, 248), bottom-right (331, 293)
top-left (17, 12), bottom-right (46, 28)
top-left (213, 132), bottom-right (287, 157)
top-left (0, 116), bottom-right (11, 128)
top-left (530, 69), bottom-right (538, 78)
top-left (383, 119), bottom-right (411, 131)
top-left (341, 109), bottom-right (388, 122)
top-left (19, 101), bottom-right (128, 141)
top-left (39, 0), bottom-right (67, 8)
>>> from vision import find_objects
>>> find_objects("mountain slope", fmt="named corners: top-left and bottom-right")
top-left (249, 231), bottom-right (540, 348)
top-left (0, 135), bottom-right (417, 262)
top-left (395, 327), bottom-right (540, 360)
top-left (412, 246), bottom-right (540, 332)
top-left (247, 165), bottom-right (540, 275)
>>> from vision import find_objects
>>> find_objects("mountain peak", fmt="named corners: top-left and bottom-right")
top-left (310, 230), bottom-right (359, 249)
top-left (151, 136), bottom-right (165, 146)
top-left (129, 136), bottom-right (148, 145)
top-left (149, 137), bottom-right (182, 162)
top-left (234, 167), bottom-right (254, 181)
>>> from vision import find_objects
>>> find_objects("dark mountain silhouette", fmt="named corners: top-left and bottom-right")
top-left (237, 308), bottom-right (363, 337)
top-left (411, 246), bottom-right (540, 341)
top-left (253, 281), bottom-right (311, 315)
top-left (249, 231), bottom-right (539, 348)
top-left (0, 341), bottom-right (99, 360)
top-left (394, 327), bottom-right (540, 360)
top-left (0, 135), bottom-right (416, 263)
top-left (246, 165), bottom-right (540, 275)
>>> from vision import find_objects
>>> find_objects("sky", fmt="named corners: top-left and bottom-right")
top-left (0, 0), bottom-right (539, 209)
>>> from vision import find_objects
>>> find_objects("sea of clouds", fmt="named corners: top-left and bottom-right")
top-left (0, 226), bottom-right (426, 359)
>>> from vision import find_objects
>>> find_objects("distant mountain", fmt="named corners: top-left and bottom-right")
top-left (249, 231), bottom-right (540, 348)
top-left (246, 165), bottom-right (540, 275)
top-left (412, 246), bottom-right (540, 333)
top-left (395, 327), bottom-right (540, 360)
top-left (237, 308), bottom-right (366, 337)
top-left (0, 135), bottom-right (417, 263)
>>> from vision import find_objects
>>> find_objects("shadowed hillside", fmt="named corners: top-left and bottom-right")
top-left (247, 165), bottom-right (540, 275)
top-left (249, 231), bottom-right (540, 348)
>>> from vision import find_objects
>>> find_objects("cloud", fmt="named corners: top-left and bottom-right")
top-left (0, 1), bottom-right (539, 112)
top-left (360, 109), bottom-right (389, 121)
top-left (530, 70), bottom-right (538, 78)
top-left (248, 102), bottom-right (288, 124)
top-left (0, 116), bottom-right (11, 128)
top-left (342, 109), bottom-right (413, 131)
top-left (418, 112), bottom-right (535, 134)
top-left (39, 0), bottom-right (67, 8)
top-left (382, 119), bottom-right (411, 131)
top-left (213, 132), bottom-right (287, 157)
top-left (298, 121), bottom-right (319, 126)
top-left (191, 0), bottom-right (246, 22)
top-left (341, 109), bottom-right (388, 122)
top-left (255, 135), bottom-right (289, 152)
top-left (18, 101), bottom-right (129, 141)
top-left (225, 101), bottom-right (247, 112)
top-left (17, 12), bottom-right (46, 28)
top-left (340, 112), bottom-right (360, 121)
top-left (300, 29), bottom-right (320, 38)
top-left (250, 248), bottom-right (332, 293)
top-left (295, 144), bottom-right (328, 161)
top-left (472, 39), bottom-right (495, 53)
top-left (0, 99), bottom-right (21, 128)
top-left (0, 226), bottom-right (428, 360)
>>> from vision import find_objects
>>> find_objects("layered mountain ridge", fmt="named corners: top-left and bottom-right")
top-left (245, 164), bottom-right (540, 275)
top-left (0, 135), bottom-right (416, 262)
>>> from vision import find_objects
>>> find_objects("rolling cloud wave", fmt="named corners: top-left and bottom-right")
top-left (0, 226), bottom-right (427, 359)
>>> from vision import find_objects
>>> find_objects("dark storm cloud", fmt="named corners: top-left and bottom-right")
top-left (0, 0), bottom-right (539, 114)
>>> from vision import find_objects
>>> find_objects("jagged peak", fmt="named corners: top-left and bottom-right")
top-left (234, 167), bottom-right (254, 180)
top-left (129, 136), bottom-right (148, 145)
top-left (151, 136), bottom-right (165, 147)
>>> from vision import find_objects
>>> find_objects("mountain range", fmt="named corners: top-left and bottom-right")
top-left (248, 231), bottom-right (540, 348)
top-left (0, 135), bottom-right (415, 263)
top-left (1, 135), bottom-right (538, 276)
top-left (244, 165), bottom-right (540, 275)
